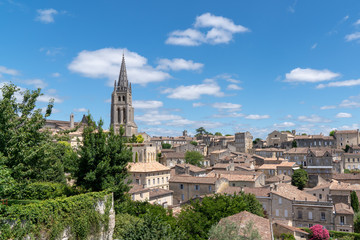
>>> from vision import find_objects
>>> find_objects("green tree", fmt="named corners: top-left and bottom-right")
top-left (162, 143), bottom-right (172, 149)
top-left (351, 191), bottom-right (359, 213)
top-left (209, 219), bottom-right (261, 240)
top-left (0, 83), bottom-right (65, 183)
top-left (253, 138), bottom-right (261, 145)
top-left (136, 135), bottom-right (144, 143)
top-left (177, 193), bottom-right (264, 240)
top-left (291, 169), bottom-right (308, 190)
top-left (292, 140), bottom-right (298, 148)
top-left (75, 115), bottom-right (132, 201)
top-left (354, 212), bottom-right (360, 233)
top-left (196, 127), bottom-right (207, 135)
top-left (329, 130), bottom-right (335, 137)
top-left (344, 144), bottom-right (350, 153)
top-left (0, 164), bottom-right (15, 197)
top-left (190, 141), bottom-right (198, 146)
top-left (214, 132), bottom-right (222, 136)
top-left (185, 151), bottom-right (204, 167)
top-left (57, 141), bottom-right (79, 175)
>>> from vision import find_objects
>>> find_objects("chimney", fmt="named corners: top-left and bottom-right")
top-left (70, 113), bottom-right (74, 128)
top-left (185, 165), bottom-right (190, 175)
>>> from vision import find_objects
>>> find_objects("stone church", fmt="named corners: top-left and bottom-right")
top-left (110, 55), bottom-right (138, 137)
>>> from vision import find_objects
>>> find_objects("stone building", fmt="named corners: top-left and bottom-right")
top-left (130, 143), bottom-right (157, 163)
top-left (266, 130), bottom-right (294, 148)
top-left (207, 170), bottom-right (265, 188)
top-left (169, 175), bottom-right (228, 204)
top-left (334, 129), bottom-right (360, 148)
top-left (254, 148), bottom-right (285, 158)
top-left (284, 147), bottom-right (309, 166)
top-left (293, 135), bottom-right (336, 148)
top-left (174, 164), bottom-right (206, 177)
top-left (150, 136), bottom-right (195, 148)
top-left (306, 149), bottom-right (334, 187)
top-left (161, 152), bottom-right (186, 167)
top-left (110, 55), bottom-right (138, 137)
top-left (334, 203), bottom-right (354, 232)
top-left (234, 131), bottom-right (253, 153)
top-left (342, 152), bottom-right (360, 171)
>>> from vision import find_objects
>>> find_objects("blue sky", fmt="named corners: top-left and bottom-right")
top-left (1, 0), bottom-right (360, 138)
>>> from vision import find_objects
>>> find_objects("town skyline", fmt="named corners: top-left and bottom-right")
top-left (1, 1), bottom-right (360, 138)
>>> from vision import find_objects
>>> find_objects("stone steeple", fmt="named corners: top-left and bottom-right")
top-left (117, 54), bottom-right (129, 89)
top-left (110, 54), bottom-right (138, 137)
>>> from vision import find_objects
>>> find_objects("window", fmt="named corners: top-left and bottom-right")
top-left (308, 212), bottom-right (313, 220)
top-left (140, 193), bottom-right (143, 198)
top-left (122, 96), bottom-right (125, 101)
top-left (162, 177), bottom-right (164, 183)
top-left (276, 209), bottom-right (279, 216)
top-left (157, 178), bottom-right (159, 184)
top-left (298, 211), bottom-right (303, 219)
top-left (319, 194), bottom-right (322, 200)
top-left (180, 184), bottom-right (184, 189)
top-left (284, 210), bottom-right (288, 217)
top-left (118, 96), bottom-right (121, 101)
top-left (209, 186), bottom-right (212, 192)
top-left (136, 179), bottom-right (140, 185)
top-left (166, 177), bottom-right (168, 182)
top-left (132, 194), bottom-right (135, 200)
top-left (340, 216), bottom-right (345, 225)
top-left (181, 194), bottom-right (184, 201)
top-left (153, 179), bottom-right (155, 184)
top-left (278, 197), bottom-right (282, 205)
top-left (148, 179), bottom-right (150, 186)
top-left (195, 185), bottom-right (199, 190)
top-left (321, 212), bottom-right (326, 220)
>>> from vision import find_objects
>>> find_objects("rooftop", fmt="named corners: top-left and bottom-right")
top-left (271, 183), bottom-right (317, 201)
top-left (169, 175), bottom-right (218, 184)
top-left (175, 164), bottom-right (205, 173)
top-left (128, 162), bottom-right (170, 173)
top-left (163, 152), bottom-right (186, 159)
top-left (335, 203), bottom-right (354, 215)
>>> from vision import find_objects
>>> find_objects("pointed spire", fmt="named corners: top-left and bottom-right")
top-left (117, 53), bottom-right (128, 88)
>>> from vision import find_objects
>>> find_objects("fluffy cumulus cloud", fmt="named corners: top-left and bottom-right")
top-left (22, 79), bottom-right (47, 89)
top-left (284, 68), bottom-right (339, 83)
top-left (73, 108), bottom-right (87, 112)
top-left (35, 9), bottom-right (58, 23)
top-left (227, 84), bottom-right (242, 90)
top-left (68, 48), bottom-right (171, 86)
top-left (320, 105), bottom-right (336, 110)
top-left (0, 66), bottom-right (19, 77)
top-left (317, 79), bottom-right (360, 88)
top-left (193, 102), bottom-right (205, 107)
top-left (336, 112), bottom-right (352, 118)
top-left (297, 114), bottom-right (331, 123)
top-left (157, 58), bottom-right (204, 71)
top-left (166, 13), bottom-right (249, 46)
top-left (274, 122), bottom-right (295, 128)
top-left (345, 32), bottom-right (360, 42)
top-left (339, 95), bottom-right (360, 108)
top-left (162, 79), bottom-right (224, 100)
top-left (212, 102), bottom-right (242, 111)
top-left (133, 100), bottom-right (163, 109)
top-left (245, 114), bottom-right (270, 120)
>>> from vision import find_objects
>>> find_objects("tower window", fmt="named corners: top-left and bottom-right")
top-left (123, 96), bottom-right (125, 101)
top-left (118, 96), bottom-right (121, 101)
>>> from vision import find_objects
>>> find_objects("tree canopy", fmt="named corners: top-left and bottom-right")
top-left (162, 143), bottom-right (172, 149)
top-left (185, 151), bottom-right (204, 167)
top-left (74, 116), bottom-right (132, 201)
top-left (291, 169), bottom-right (308, 190)
top-left (329, 130), bottom-right (335, 137)
top-left (0, 83), bottom-right (66, 183)
top-left (214, 132), bottom-right (222, 136)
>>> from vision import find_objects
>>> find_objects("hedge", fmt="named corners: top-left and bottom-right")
top-left (0, 191), bottom-right (112, 240)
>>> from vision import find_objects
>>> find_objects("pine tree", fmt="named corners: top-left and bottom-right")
top-left (351, 191), bottom-right (359, 213)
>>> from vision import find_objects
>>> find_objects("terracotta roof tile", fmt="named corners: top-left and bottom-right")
top-left (335, 203), bottom-right (354, 215)
top-left (169, 175), bottom-right (218, 184)
top-left (128, 162), bottom-right (170, 173)
top-left (272, 183), bottom-right (317, 201)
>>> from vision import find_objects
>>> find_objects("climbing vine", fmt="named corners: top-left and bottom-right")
top-left (0, 191), bottom-right (112, 240)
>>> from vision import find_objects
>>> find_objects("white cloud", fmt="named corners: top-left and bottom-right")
top-left (0, 66), bottom-right (19, 77)
top-left (157, 58), bottom-right (203, 71)
top-left (320, 105), bottom-right (336, 110)
top-left (42, 107), bottom-right (60, 114)
top-left (52, 72), bottom-right (60, 77)
top-left (166, 13), bottom-right (249, 46)
top-left (73, 108), bottom-right (87, 112)
top-left (245, 114), bottom-right (270, 120)
top-left (355, 19), bottom-right (360, 25)
top-left (227, 84), bottom-right (242, 90)
top-left (212, 102), bottom-right (242, 111)
top-left (38, 94), bottom-right (63, 103)
top-left (193, 102), bottom-right (204, 107)
top-left (297, 114), bottom-right (331, 123)
top-left (284, 68), bottom-right (340, 83)
top-left (274, 122), bottom-right (295, 128)
top-left (133, 100), bottom-right (163, 109)
top-left (212, 112), bottom-right (244, 118)
top-left (22, 79), bottom-right (47, 89)
top-left (336, 112), bottom-right (352, 118)
top-left (339, 96), bottom-right (360, 108)
top-left (35, 9), bottom-right (58, 23)
top-left (285, 114), bottom-right (293, 119)
top-left (68, 48), bottom-right (171, 86)
top-left (162, 79), bottom-right (224, 100)
top-left (345, 32), bottom-right (360, 41)
top-left (311, 43), bottom-right (317, 49)
top-left (317, 79), bottom-right (360, 88)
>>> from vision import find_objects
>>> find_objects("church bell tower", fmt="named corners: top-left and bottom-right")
top-left (110, 54), bottom-right (138, 137)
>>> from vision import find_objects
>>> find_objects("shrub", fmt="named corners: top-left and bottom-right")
top-left (309, 225), bottom-right (330, 240)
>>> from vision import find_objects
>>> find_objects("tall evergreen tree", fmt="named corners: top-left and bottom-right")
top-left (75, 115), bottom-right (132, 200)
top-left (351, 191), bottom-right (359, 213)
